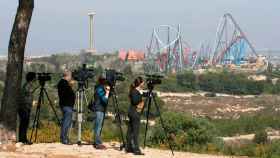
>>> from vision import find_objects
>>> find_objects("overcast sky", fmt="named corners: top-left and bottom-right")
top-left (0, 0), bottom-right (279, 56)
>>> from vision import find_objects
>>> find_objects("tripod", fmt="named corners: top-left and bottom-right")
top-left (29, 81), bottom-right (61, 143)
top-left (143, 84), bottom-right (174, 155)
top-left (74, 83), bottom-right (89, 145)
top-left (100, 85), bottom-right (126, 150)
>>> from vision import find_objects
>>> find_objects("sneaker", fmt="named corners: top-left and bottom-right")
top-left (23, 141), bottom-right (33, 145)
top-left (95, 144), bottom-right (107, 150)
top-left (133, 150), bottom-right (144, 155)
top-left (125, 147), bottom-right (134, 153)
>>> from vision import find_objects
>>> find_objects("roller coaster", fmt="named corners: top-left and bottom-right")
top-left (211, 13), bottom-right (258, 66)
top-left (144, 25), bottom-right (191, 73)
top-left (144, 13), bottom-right (267, 73)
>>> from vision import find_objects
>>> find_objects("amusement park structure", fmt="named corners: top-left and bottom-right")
top-left (192, 43), bottom-right (212, 69)
top-left (211, 13), bottom-right (258, 66)
top-left (145, 25), bottom-right (191, 73)
top-left (143, 13), bottom-right (268, 73)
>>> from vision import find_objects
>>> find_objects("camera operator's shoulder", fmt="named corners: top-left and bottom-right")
top-left (131, 89), bottom-right (141, 96)
top-left (57, 79), bottom-right (65, 87)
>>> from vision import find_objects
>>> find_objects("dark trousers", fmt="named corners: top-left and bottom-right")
top-left (60, 106), bottom-right (73, 144)
top-left (126, 107), bottom-right (141, 151)
top-left (18, 108), bottom-right (31, 143)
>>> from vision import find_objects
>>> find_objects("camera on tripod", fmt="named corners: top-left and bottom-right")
top-left (72, 64), bottom-right (95, 87)
top-left (145, 74), bottom-right (163, 89)
top-left (105, 69), bottom-right (125, 87)
top-left (37, 73), bottom-right (52, 82)
top-left (26, 72), bottom-right (52, 86)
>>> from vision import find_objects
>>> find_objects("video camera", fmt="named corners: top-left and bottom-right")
top-left (37, 73), bottom-right (52, 82)
top-left (27, 72), bottom-right (52, 86)
top-left (142, 90), bottom-right (157, 98)
top-left (72, 64), bottom-right (95, 84)
top-left (105, 69), bottom-right (125, 87)
top-left (145, 74), bottom-right (163, 89)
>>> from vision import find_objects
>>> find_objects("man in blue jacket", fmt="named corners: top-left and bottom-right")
top-left (93, 76), bottom-right (110, 149)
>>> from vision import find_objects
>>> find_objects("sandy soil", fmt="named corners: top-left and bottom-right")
top-left (0, 142), bottom-right (245, 158)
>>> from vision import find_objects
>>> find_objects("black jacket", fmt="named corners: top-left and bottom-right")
top-left (129, 89), bottom-right (143, 107)
top-left (57, 79), bottom-right (75, 108)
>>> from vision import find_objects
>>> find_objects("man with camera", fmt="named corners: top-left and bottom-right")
top-left (17, 72), bottom-right (36, 144)
top-left (57, 70), bottom-right (75, 145)
top-left (92, 75), bottom-right (110, 149)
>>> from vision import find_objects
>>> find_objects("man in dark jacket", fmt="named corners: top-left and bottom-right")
top-left (57, 70), bottom-right (75, 144)
top-left (18, 72), bottom-right (36, 144)
top-left (92, 76), bottom-right (110, 149)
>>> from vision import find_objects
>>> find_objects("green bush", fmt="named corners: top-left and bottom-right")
top-left (158, 70), bottom-right (274, 95)
top-left (198, 71), bottom-right (264, 95)
top-left (265, 141), bottom-right (280, 158)
top-left (213, 115), bottom-right (280, 137)
top-left (254, 130), bottom-right (268, 144)
top-left (157, 74), bottom-right (186, 92)
top-left (219, 141), bottom-right (280, 158)
top-left (149, 112), bottom-right (216, 151)
top-left (176, 71), bottom-right (197, 91)
top-left (264, 81), bottom-right (280, 94)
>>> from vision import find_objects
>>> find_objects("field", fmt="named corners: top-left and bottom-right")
top-left (160, 92), bottom-right (280, 119)
top-left (1, 55), bottom-right (280, 157)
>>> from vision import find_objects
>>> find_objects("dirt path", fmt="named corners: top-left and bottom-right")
top-left (0, 143), bottom-right (244, 158)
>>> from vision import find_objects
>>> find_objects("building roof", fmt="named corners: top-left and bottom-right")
top-left (118, 49), bottom-right (145, 61)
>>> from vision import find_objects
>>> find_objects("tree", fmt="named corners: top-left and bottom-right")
top-left (0, 0), bottom-right (34, 141)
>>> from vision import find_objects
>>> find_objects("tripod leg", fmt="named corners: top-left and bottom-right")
top-left (34, 105), bottom-right (42, 143)
top-left (152, 94), bottom-right (174, 155)
top-left (29, 89), bottom-right (44, 143)
top-left (43, 89), bottom-right (61, 126)
top-left (144, 96), bottom-right (152, 148)
top-left (29, 105), bottom-right (40, 142)
top-left (77, 90), bottom-right (83, 145)
top-left (112, 93), bottom-right (125, 150)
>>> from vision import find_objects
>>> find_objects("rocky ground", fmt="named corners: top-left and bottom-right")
top-left (158, 92), bottom-right (280, 119)
top-left (0, 142), bottom-right (245, 158)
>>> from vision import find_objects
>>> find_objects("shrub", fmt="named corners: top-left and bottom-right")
top-left (198, 71), bottom-right (264, 95)
top-left (176, 71), bottom-right (197, 91)
top-left (157, 74), bottom-right (185, 92)
top-left (264, 80), bottom-right (280, 94)
top-left (213, 115), bottom-right (280, 137)
top-left (265, 140), bottom-right (280, 158)
top-left (254, 130), bottom-right (268, 144)
top-left (149, 112), bottom-right (216, 151)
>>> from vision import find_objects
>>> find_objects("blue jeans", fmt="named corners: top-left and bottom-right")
top-left (60, 106), bottom-right (73, 144)
top-left (93, 111), bottom-right (104, 145)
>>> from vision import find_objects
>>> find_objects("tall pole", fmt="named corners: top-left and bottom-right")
top-left (88, 11), bottom-right (96, 53)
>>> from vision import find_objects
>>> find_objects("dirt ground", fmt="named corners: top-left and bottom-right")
top-left (159, 92), bottom-right (280, 119)
top-left (0, 142), bottom-right (246, 158)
